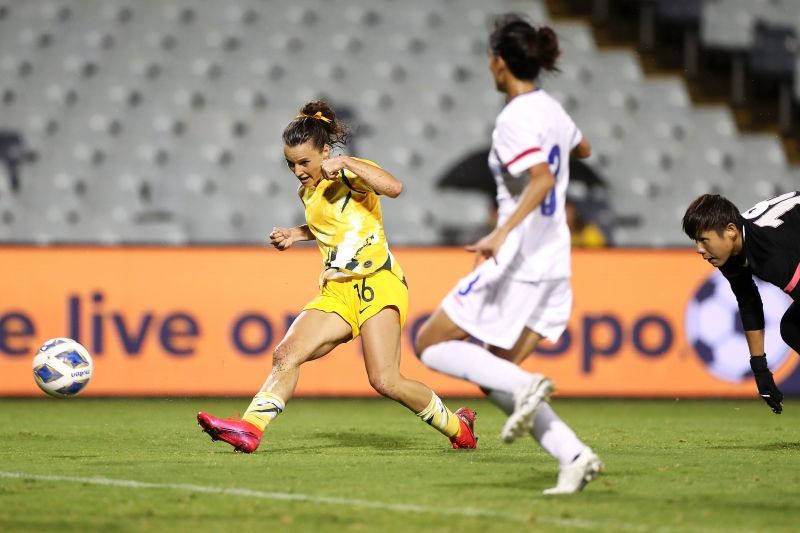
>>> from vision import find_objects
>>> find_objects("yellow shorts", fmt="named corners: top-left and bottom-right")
top-left (303, 269), bottom-right (408, 339)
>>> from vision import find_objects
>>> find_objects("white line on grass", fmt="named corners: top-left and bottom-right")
top-left (0, 471), bottom-right (647, 531)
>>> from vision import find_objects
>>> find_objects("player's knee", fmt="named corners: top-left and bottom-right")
top-left (412, 342), bottom-right (424, 360)
top-left (780, 305), bottom-right (800, 352)
top-left (272, 342), bottom-right (300, 369)
top-left (369, 380), bottom-right (396, 399)
top-left (413, 324), bottom-right (432, 359)
top-left (368, 371), bottom-right (401, 399)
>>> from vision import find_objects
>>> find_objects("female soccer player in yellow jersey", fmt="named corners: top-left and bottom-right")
top-left (197, 100), bottom-right (477, 452)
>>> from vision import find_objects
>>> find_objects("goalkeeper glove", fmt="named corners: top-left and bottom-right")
top-left (750, 355), bottom-right (783, 414)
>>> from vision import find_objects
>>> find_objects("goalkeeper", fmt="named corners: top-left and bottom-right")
top-left (682, 192), bottom-right (800, 414)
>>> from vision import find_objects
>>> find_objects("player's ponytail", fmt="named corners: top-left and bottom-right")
top-left (532, 26), bottom-right (560, 73)
top-left (283, 100), bottom-right (349, 150)
top-left (489, 14), bottom-right (560, 80)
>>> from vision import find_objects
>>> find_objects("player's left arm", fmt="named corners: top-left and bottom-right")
top-left (321, 156), bottom-right (402, 198)
top-left (466, 163), bottom-right (555, 261)
top-left (571, 136), bottom-right (592, 159)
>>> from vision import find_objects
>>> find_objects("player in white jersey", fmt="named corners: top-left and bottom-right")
top-left (414, 14), bottom-right (602, 495)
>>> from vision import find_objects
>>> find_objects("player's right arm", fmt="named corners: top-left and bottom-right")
top-left (744, 330), bottom-right (766, 359)
top-left (721, 263), bottom-right (783, 414)
top-left (466, 162), bottom-right (555, 261)
top-left (723, 265), bottom-right (765, 339)
top-left (269, 225), bottom-right (315, 251)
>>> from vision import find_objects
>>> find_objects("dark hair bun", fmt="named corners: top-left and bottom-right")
top-left (490, 14), bottom-right (560, 80)
top-left (283, 99), bottom-right (348, 150)
top-left (300, 100), bottom-right (336, 126)
top-left (533, 26), bottom-right (560, 72)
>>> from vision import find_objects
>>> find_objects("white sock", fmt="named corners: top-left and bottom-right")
top-left (486, 389), bottom-right (515, 413)
top-left (420, 340), bottom-right (533, 394)
top-left (487, 390), bottom-right (585, 466)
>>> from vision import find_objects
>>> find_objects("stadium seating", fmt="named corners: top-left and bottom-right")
top-left (0, 0), bottom-right (795, 246)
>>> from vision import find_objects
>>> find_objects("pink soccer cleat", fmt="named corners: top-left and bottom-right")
top-left (197, 412), bottom-right (263, 453)
top-left (449, 407), bottom-right (478, 449)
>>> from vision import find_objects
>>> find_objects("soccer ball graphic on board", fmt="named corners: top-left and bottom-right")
top-left (685, 270), bottom-right (792, 383)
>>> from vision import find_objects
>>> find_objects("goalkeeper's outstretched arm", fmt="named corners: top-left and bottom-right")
top-left (744, 327), bottom-right (783, 415)
top-left (722, 267), bottom-right (783, 413)
top-left (744, 329), bottom-right (765, 357)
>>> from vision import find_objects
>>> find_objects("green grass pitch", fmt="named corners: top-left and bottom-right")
top-left (0, 398), bottom-right (798, 532)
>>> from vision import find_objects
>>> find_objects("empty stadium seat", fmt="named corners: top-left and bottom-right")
top-left (701, 0), bottom-right (761, 49)
top-left (0, 0), bottom-right (794, 247)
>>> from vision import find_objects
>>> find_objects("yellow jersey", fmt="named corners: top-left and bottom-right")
top-left (299, 158), bottom-right (404, 281)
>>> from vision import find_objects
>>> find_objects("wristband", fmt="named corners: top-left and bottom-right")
top-left (750, 355), bottom-right (769, 373)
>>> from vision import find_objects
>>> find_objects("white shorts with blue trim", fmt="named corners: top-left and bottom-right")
top-left (441, 260), bottom-right (572, 350)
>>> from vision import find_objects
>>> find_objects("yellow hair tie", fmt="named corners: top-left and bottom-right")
top-left (296, 111), bottom-right (332, 124)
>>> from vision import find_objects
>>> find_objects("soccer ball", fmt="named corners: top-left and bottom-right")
top-left (32, 338), bottom-right (93, 398)
top-left (685, 270), bottom-right (792, 383)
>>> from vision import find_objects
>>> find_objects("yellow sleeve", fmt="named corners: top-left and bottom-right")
top-left (341, 157), bottom-right (380, 193)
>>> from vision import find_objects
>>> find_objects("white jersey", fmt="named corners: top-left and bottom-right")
top-left (487, 89), bottom-right (582, 282)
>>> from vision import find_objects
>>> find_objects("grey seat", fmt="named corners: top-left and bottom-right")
top-left (2, 0), bottom-right (794, 248)
top-left (702, 0), bottom-right (760, 49)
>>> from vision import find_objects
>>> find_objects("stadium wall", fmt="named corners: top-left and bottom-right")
top-left (2, 247), bottom-right (798, 397)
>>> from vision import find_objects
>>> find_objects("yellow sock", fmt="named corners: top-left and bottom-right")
top-left (242, 392), bottom-right (285, 432)
top-left (416, 393), bottom-right (461, 438)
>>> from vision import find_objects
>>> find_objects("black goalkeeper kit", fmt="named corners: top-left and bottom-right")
top-left (716, 191), bottom-right (800, 414)
top-left (719, 191), bottom-right (800, 334)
